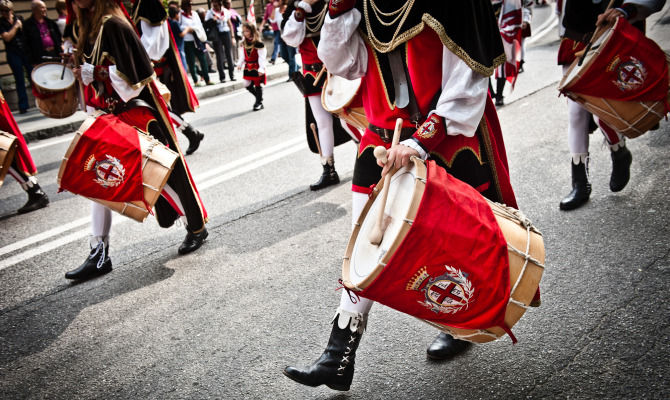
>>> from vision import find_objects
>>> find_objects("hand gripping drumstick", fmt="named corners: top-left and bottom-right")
top-left (369, 118), bottom-right (403, 245)
top-left (310, 122), bottom-right (323, 158)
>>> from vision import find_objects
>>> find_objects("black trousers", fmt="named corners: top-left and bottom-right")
top-left (212, 31), bottom-right (234, 81)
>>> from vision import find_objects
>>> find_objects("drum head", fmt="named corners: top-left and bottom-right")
top-left (560, 26), bottom-right (614, 90)
top-left (32, 63), bottom-right (75, 90)
top-left (348, 162), bottom-right (420, 287)
top-left (322, 74), bottom-right (362, 112)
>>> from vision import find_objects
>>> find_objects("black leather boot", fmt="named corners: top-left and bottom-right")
top-left (178, 227), bottom-right (208, 255)
top-left (609, 145), bottom-right (632, 192)
top-left (559, 159), bottom-right (591, 211)
top-left (253, 86), bottom-right (264, 111)
top-left (495, 77), bottom-right (505, 106)
top-left (283, 311), bottom-right (366, 391)
top-left (426, 332), bottom-right (471, 360)
top-left (182, 123), bottom-right (205, 155)
top-left (310, 157), bottom-right (340, 191)
top-left (17, 182), bottom-right (49, 214)
top-left (65, 241), bottom-right (112, 281)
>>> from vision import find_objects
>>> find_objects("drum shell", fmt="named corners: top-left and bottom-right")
top-left (321, 74), bottom-right (369, 132)
top-left (57, 116), bottom-right (178, 222)
top-left (0, 131), bottom-right (18, 187)
top-left (31, 63), bottom-right (79, 119)
top-left (342, 159), bottom-right (545, 343)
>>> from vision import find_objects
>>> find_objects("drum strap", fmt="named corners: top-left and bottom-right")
top-left (113, 98), bottom-right (159, 121)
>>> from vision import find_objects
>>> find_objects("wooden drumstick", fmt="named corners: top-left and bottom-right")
top-left (369, 118), bottom-right (403, 245)
top-left (310, 122), bottom-right (323, 158)
top-left (312, 65), bottom-right (327, 87)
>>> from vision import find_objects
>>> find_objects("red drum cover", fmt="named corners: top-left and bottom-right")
top-left (356, 161), bottom-right (512, 334)
top-left (59, 114), bottom-right (146, 208)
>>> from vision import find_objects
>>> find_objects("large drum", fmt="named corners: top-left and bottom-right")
top-left (322, 73), bottom-right (368, 133)
top-left (342, 158), bottom-right (545, 343)
top-left (0, 131), bottom-right (18, 187)
top-left (58, 114), bottom-right (178, 222)
top-left (559, 18), bottom-right (670, 138)
top-left (31, 62), bottom-right (79, 119)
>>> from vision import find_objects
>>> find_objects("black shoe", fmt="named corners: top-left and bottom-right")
top-left (178, 227), bottom-right (208, 255)
top-left (220, 79), bottom-right (226, 83)
top-left (426, 332), bottom-right (470, 360)
top-left (19, 108), bottom-right (28, 114)
top-left (310, 158), bottom-right (340, 191)
top-left (610, 146), bottom-right (632, 192)
top-left (559, 160), bottom-right (591, 210)
top-left (17, 184), bottom-right (49, 214)
top-left (65, 242), bottom-right (112, 281)
top-left (253, 102), bottom-right (264, 111)
top-left (283, 313), bottom-right (364, 391)
top-left (182, 124), bottom-right (205, 155)
top-left (495, 97), bottom-right (504, 107)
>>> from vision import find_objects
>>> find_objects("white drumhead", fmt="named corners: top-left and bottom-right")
top-left (562, 26), bottom-right (614, 89)
top-left (322, 74), bottom-right (361, 112)
top-left (32, 63), bottom-right (75, 90)
top-left (349, 163), bottom-right (418, 286)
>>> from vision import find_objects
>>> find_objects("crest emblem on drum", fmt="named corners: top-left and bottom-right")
top-left (84, 154), bottom-right (126, 188)
top-left (406, 265), bottom-right (474, 314)
top-left (613, 57), bottom-right (647, 92)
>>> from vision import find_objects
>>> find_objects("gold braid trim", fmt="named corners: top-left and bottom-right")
top-left (362, 14), bottom-right (506, 77)
top-left (113, 69), bottom-right (157, 91)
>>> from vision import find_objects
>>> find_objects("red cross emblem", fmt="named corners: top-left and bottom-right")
top-left (427, 279), bottom-right (466, 307)
top-left (93, 155), bottom-right (125, 188)
top-left (615, 57), bottom-right (647, 92)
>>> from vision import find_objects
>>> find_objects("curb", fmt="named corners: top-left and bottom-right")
top-left (19, 69), bottom-right (288, 143)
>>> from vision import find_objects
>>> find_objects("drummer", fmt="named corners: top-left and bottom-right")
top-left (557, 0), bottom-right (665, 211)
top-left (283, 0), bottom-right (520, 391)
top-left (0, 89), bottom-right (49, 214)
top-left (64, 0), bottom-right (208, 281)
top-left (281, 1), bottom-right (342, 191)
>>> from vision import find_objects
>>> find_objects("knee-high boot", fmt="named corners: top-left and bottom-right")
top-left (246, 85), bottom-right (257, 109)
top-left (495, 77), bottom-right (505, 106)
top-left (310, 156), bottom-right (340, 191)
top-left (559, 156), bottom-right (591, 210)
top-left (283, 309), bottom-right (366, 391)
top-left (253, 85), bottom-right (264, 111)
top-left (181, 122), bottom-right (205, 155)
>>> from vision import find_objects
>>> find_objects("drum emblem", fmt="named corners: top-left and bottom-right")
top-left (614, 57), bottom-right (647, 92)
top-left (85, 154), bottom-right (126, 188)
top-left (407, 265), bottom-right (474, 315)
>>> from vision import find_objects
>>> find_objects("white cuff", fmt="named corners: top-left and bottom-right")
top-left (297, 1), bottom-right (312, 13)
top-left (401, 138), bottom-right (428, 160)
top-left (81, 63), bottom-right (95, 86)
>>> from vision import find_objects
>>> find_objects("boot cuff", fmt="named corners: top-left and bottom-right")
top-left (571, 153), bottom-right (589, 165)
top-left (332, 308), bottom-right (367, 334)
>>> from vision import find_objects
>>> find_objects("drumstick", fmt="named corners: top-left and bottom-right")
top-left (312, 66), bottom-right (326, 87)
top-left (369, 118), bottom-right (403, 246)
top-left (310, 122), bottom-right (323, 158)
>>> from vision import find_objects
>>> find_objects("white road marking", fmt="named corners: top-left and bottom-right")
top-left (527, 15), bottom-right (559, 45)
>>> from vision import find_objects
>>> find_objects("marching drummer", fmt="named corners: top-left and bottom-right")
top-left (64, 0), bottom-right (208, 281)
top-left (283, 0), bottom-right (522, 391)
top-left (557, 0), bottom-right (665, 211)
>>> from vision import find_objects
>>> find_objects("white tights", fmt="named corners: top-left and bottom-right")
top-left (307, 95), bottom-right (334, 159)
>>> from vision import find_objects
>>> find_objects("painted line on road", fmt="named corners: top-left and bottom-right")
top-left (28, 135), bottom-right (75, 151)
top-left (0, 136), bottom-right (306, 270)
top-left (527, 15), bottom-right (559, 45)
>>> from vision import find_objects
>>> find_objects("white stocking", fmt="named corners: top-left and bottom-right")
top-left (90, 202), bottom-right (112, 247)
top-left (308, 95), bottom-right (334, 159)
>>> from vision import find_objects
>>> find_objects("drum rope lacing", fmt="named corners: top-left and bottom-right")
top-left (580, 97), bottom-right (665, 137)
top-left (490, 202), bottom-right (545, 310)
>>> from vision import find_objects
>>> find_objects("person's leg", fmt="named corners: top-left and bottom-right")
top-left (222, 31), bottom-right (235, 80)
top-left (598, 120), bottom-right (631, 192)
top-left (184, 41), bottom-right (199, 83)
top-left (196, 47), bottom-right (211, 83)
top-left (307, 95), bottom-right (339, 190)
top-left (7, 164), bottom-right (49, 213)
top-left (559, 97), bottom-right (592, 210)
top-left (65, 202), bottom-right (113, 280)
top-left (212, 38), bottom-right (226, 81)
top-left (253, 82), bottom-right (263, 110)
top-left (6, 51), bottom-right (29, 112)
top-left (271, 30), bottom-right (280, 62)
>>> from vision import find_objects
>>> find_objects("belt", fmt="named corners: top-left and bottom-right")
top-left (303, 63), bottom-right (323, 72)
top-left (368, 123), bottom-right (415, 143)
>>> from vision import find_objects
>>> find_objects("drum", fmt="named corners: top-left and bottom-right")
top-left (31, 62), bottom-right (79, 119)
top-left (559, 19), bottom-right (670, 138)
top-left (342, 158), bottom-right (545, 343)
top-left (58, 114), bottom-right (179, 222)
top-left (322, 73), bottom-right (368, 132)
top-left (0, 131), bottom-right (18, 187)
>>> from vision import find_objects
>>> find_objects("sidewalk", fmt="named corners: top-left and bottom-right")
top-left (13, 60), bottom-right (293, 142)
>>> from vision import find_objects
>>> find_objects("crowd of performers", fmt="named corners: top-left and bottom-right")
top-left (0, 0), bottom-right (665, 391)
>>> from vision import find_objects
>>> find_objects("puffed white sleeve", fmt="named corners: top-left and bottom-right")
top-left (433, 47), bottom-right (489, 138)
top-left (139, 20), bottom-right (170, 61)
top-left (258, 46), bottom-right (268, 74)
top-left (236, 45), bottom-right (244, 68)
top-left (317, 9), bottom-right (367, 79)
top-left (281, 12), bottom-right (306, 47)
top-left (622, 0), bottom-right (666, 21)
top-left (109, 65), bottom-right (145, 102)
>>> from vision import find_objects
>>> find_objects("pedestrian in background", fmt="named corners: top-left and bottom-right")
top-left (205, 0), bottom-right (236, 83)
top-left (180, 0), bottom-right (212, 86)
top-left (259, 0), bottom-right (281, 64)
top-left (54, 0), bottom-right (66, 36)
top-left (278, 0), bottom-right (299, 81)
top-left (237, 21), bottom-right (266, 111)
top-left (0, 0), bottom-right (31, 114)
top-left (168, 5), bottom-right (189, 72)
top-left (24, 0), bottom-right (62, 66)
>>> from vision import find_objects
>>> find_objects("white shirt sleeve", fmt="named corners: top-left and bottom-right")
top-left (109, 65), bottom-right (145, 102)
top-left (435, 48), bottom-right (489, 137)
top-left (623, 0), bottom-right (666, 21)
top-left (317, 9), bottom-right (368, 80)
top-left (139, 20), bottom-right (170, 60)
top-left (258, 46), bottom-right (267, 74)
top-left (281, 12), bottom-right (305, 47)
top-left (236, 44), bottom-right (244, 68)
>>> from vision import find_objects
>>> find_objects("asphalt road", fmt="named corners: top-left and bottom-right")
top-left (1, 4), bottom-right (669, 399)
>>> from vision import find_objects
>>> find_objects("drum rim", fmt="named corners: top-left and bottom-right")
top-left (31, 62), bottom-right (76, 92)
top-left (321, 74), bottom-right (362, 113)
top-left (342, 157), bottom-right (427, 291)
top-left (558, 19), bottom-right (618, 91)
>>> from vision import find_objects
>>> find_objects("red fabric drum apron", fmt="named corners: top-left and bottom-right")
top-left (559, 18), bottom-right (670, 138)
top-left (58, 112), bottom-right (178, 222)
top-left (342, 159), bottom-right (545, 343)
